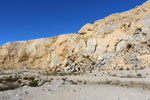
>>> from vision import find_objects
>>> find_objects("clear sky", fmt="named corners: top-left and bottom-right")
top-left (0, 0), bottom-right (148, 45)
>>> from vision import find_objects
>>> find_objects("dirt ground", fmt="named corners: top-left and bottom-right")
top-left (0, 69), bottom-right (150, 100)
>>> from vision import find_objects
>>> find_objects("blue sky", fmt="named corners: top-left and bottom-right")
top-left (0, 0), bottom-right (147, 45)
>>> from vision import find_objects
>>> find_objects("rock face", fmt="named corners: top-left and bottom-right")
top-left (0, 1), bottom-right (150, 72)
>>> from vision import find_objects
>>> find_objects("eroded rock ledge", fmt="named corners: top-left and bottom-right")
top-left (0, 1), bottom-right (150, 72)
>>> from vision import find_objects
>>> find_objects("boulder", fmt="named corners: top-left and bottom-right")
top-left (142, 17), bottom-right (150, 34)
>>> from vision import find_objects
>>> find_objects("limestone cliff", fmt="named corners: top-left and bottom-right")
top-left (0, 1), bottom-right (150, 72)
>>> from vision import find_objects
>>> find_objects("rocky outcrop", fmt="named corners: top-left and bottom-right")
top-left (0, 1), bottom-right (150, 72)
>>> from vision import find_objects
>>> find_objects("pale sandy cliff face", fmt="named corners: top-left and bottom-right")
top-left (0, 1), bottom-right (150, 72)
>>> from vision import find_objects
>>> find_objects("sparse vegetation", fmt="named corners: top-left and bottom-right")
top-left (4, 76), bottom-right (19, 82)
top-left (136, 73), bottom-right (142, 77)
top-left (69, 80), bottom-right (78, 85)
top-left (23, 76), bottom-right (35, 80)
top-left (112, 74), bottom-right (116, 77)
top-left (28, 80), bottom-right (39, 87)
top-left (119, 68), bottom-right (124, 71)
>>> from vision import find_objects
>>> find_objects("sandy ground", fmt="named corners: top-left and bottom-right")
top-left (0, 69), bottom-right (150, 100)
top-left (0, 83), bottom-right (150, 100)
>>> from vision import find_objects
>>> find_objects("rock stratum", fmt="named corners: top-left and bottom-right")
top-left (0, 1), bottom-right (150, 72)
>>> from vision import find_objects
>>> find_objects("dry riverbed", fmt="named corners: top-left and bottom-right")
top-left (0, 69), bottom-right (150, 100)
